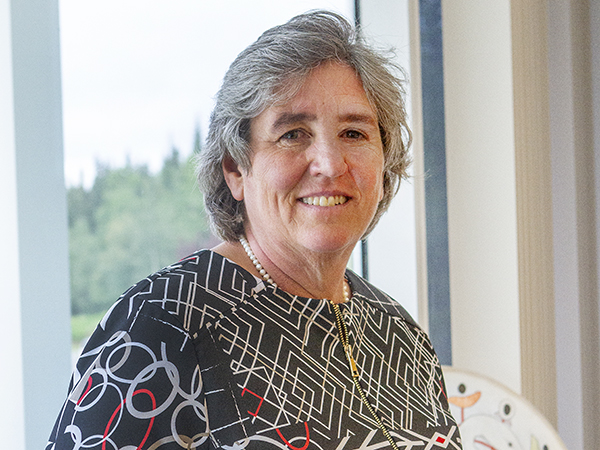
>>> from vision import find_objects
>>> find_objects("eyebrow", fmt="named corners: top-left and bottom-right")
top-left (340, 113), bottom-right (378, 127)
top-left (271, 112), bottom-right (317, 131)
top-left (271, 111), bottom-right (378, 131)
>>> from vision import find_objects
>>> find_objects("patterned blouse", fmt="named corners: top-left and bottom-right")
top-left (47, 250), bottom-right (461, 449)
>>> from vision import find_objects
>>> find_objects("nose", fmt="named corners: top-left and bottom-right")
top-left (307, 139), bottom-right (347, 178)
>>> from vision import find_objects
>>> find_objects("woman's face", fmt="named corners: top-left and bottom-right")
top-left (224, 62), bottom-right (384, 259)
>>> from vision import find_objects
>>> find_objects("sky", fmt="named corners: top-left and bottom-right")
top-left (59, 0), bottom-right (354, 187)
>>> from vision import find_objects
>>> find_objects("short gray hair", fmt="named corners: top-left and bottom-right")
top-left (196, 10), bottom-right (411, 242)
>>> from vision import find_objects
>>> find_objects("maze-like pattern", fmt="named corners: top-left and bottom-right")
top-left (214, 277), bottom-right (457, 443)
top-left (47, 250), bottom-right (461, 450)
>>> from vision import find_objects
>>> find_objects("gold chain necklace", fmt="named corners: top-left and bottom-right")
top-left (329, 301), bottom-right (399, 449)
top-left (239, 237), bottom-right (399, 449)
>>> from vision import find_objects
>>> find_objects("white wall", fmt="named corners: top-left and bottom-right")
top-left (548, 2), bottom-right (586, 446)
top-left (421, 0), bottom-right (597, 447)
top-left (549, 1), bottom-right (600, 448)
top-left (441, 0), bottom-right (522, 394)
top-left (0, 1), bottom-right (72, 449)
top-left (0, 1), bottom-right (26, 448)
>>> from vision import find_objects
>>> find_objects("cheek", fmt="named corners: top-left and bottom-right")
top-left (364, 157), bottom-right (385, 199)
top-left (273, 153), bottom-right (308, 185)
top-left (250, 156), bottom-right (305, 198)
top-left (352, 163), bottom-right (384, 206)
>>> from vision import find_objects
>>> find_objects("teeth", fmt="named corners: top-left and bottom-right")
top-left (301, 195), bottom-right (348, 206)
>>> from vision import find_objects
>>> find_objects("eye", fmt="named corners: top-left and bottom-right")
top-left (342, 129), bottom-right (365, 140)
top-left (280, 129), bottom-right (303, 140)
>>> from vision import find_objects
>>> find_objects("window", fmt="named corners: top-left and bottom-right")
top-left (60, 0), bottom-right (355, 348)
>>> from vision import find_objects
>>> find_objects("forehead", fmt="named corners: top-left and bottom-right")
top-left (261, 62), bottom-right (377, 122)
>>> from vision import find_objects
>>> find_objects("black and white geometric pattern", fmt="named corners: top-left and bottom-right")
top-left (46, 250), bottom-right (462, 449)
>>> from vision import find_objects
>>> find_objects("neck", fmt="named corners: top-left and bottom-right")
top-left (213, 232), bottom-right (352, 303)
top-left (252, 229), bottom-right (352, 303)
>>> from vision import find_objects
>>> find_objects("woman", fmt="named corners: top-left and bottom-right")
top-left (47, 11), bottom-right (461, 450)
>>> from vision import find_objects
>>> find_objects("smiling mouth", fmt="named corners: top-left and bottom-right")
top-left (301, 195), bottom-right (348, 207)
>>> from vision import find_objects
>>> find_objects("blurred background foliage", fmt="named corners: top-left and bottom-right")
top-left (67, 131), bottom-right (217, 327)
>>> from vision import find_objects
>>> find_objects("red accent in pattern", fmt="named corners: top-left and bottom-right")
top-left (276, 422), bottom-right (310, 450)
top-left (77, 376), bottom-right (93, 405)
top-left (241, 388), bottom-right (264, 417)
top-left (102, 389), bottom-right (156, 450)
top-left (438, 379), bottom-right (448, 400)
top-left (436, 436), bottom-right (446, 444)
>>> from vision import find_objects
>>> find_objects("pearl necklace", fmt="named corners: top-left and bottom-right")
top-left (239, 236), bottom-right (350, 302)
top-left (240, 236), bottom-right (277, 287)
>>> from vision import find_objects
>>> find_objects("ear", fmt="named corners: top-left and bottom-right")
top-left (222, 155), bottom-right (245, 201)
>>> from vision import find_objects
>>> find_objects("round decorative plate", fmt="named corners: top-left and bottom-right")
top-left (442, 366), bottom-right (567, 450)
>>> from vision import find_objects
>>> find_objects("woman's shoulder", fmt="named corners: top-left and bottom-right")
top-left (108, 249), bottom-right (261, 336)
top-left (346, 269), bottom-right (420, 329)
top-left (70, 249), bottom-right (260, 394)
